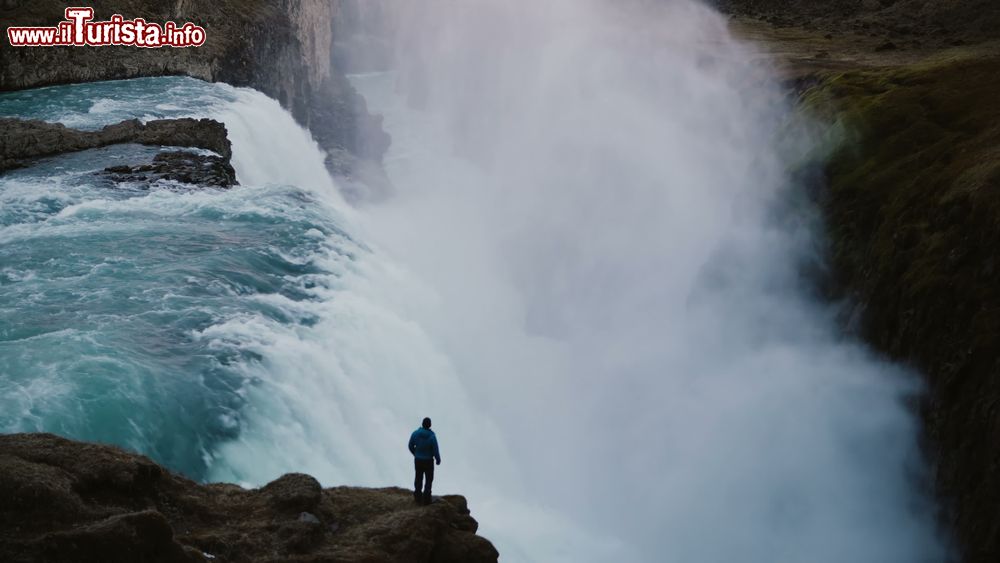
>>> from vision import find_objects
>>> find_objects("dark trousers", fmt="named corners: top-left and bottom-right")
top-left (414, 458), bottom-right (434, 504)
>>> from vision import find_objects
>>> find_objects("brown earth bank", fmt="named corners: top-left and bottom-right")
top-left (717, 0), bottom-right (1000, 48)
top-left (0, 0), bottom-right (390, 178)
top-left (0, 433), bottom-right (499, 563)
top-left (724, 6), bottom-right (1000, 563)
top-left (803, 52), bottom-right (1000, 563)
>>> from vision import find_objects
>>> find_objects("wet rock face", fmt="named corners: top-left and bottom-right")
top-left (0, 433), bottom-right (500, 563)
top-left (0, 117), bottom-right (232, 172)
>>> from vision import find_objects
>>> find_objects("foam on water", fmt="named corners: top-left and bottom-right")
top-left (0, 0), bottom-right (952, 558)
top-left (336, 0), bottom-right (949, 561)
top-left (0, 76), bottom-right (599, 560)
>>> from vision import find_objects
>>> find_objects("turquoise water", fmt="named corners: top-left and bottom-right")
top-left (0, 76), bottom-right (231, 127)
top-left (0, 76), bottom-right (490, 504)
top-left (0, 61), bottom-right (947, 561)
top-left (0, 77), bottom-right (353, 477)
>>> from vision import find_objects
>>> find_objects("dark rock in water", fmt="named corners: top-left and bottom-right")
top-left (874, 40), bottom-right (898, 51)
top-left (0, 117), bottom-right (232, 172)
top-left (0, 433), bottom-right (499, 563)
top-left (2, 116), bottom-right (237, 188)
top-left (139, 119), bottom-right (233, 160)
top-left (102, 151), bottom-right (237, 188)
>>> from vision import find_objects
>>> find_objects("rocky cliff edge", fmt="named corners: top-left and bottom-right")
top-left (0, 433), bottom-right (499, 563)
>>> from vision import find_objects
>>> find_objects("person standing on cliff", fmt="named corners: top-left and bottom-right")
top-left (409, 417), bottom-right (441, 505)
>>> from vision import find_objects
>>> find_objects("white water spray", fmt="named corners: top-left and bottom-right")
top-left (336, 0), bottom-right (944, 561)
top-left (0, 1), bottom-right (950, 558)
top-left (173, 1), bottom-right (948, 561)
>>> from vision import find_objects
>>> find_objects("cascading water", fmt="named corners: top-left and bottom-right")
top-left (0, 78), bottom-right (360, 475)
top-left (0, 76), bottom-right (538, 555)
top-left (345, 0), bottom-right (950, 560)
top-left (0, 0), bottom-right (948, 562)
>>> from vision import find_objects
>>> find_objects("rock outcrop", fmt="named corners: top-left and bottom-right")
top-left (0, 0), bottom-right (390, 174)
top-left (0, 117), bottom-right (231, 172)
top-left (0, 433), bottom-right (499, 563)
top-left (1, 116), bottom-right (237, 187)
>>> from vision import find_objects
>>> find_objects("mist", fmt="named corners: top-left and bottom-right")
top-left (337, 0), bottom-right (948, 560)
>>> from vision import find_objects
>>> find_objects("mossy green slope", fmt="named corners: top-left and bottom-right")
top-left (805, 53), bottom-right (1000, 562)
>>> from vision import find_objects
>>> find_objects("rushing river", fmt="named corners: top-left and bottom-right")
top-left (0, 1), bottom-right (949, 561)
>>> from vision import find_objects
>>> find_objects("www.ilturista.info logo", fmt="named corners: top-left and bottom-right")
top-left (6, 7), bottom-right (206, 48)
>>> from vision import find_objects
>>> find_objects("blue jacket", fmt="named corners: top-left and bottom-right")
top-left (409, 427), bottom-right (441, 463)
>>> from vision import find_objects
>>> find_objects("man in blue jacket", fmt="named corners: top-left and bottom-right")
top-left (408, 417), bottom-right (441, 505)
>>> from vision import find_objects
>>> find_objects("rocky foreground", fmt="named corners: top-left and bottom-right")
top-left (0, 434), bottom-right (498, 563)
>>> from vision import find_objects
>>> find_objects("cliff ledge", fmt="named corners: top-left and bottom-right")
top-left (0, 433), bottom-right (499, 563)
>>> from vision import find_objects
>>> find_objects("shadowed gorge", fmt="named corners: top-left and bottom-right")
top-left (717, 2), bottom-right (1000, 558)
top-left (801, 54), bottom-right (1000, 562)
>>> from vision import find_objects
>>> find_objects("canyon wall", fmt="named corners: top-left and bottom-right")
top-left (721, 3), bottom-right (1000, 560)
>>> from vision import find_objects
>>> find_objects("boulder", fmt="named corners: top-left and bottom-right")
top-left (263, 473), bottom-right (323, 513)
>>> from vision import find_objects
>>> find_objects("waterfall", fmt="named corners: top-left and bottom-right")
top-left (0, 0), bottom-right (949, 560)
